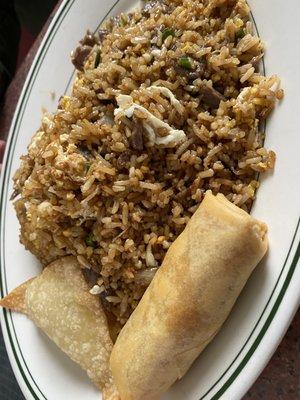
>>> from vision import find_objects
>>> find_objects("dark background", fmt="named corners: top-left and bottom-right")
top-left (0, 1), bottom-right (299, 399)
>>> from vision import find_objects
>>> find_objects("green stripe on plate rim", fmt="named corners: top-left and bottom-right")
top-left (0, 0), bottom-right (299, 399)
top-left (0, 0), bottom-right (120, 398)
top-left (0, 0), bottom-right (76, 398)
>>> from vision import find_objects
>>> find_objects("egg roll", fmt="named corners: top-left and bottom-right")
top-left (110, 192), bottom-right (268, 400)
top-left (0, 256), bottom-right (119, 400)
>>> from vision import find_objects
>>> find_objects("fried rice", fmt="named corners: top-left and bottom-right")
top-left (12, 0), bottom-right (282, 325)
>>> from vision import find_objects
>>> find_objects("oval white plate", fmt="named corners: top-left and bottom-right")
top-left (1, 1), bottom-right (299, 399)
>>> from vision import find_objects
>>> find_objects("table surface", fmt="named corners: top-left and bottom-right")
top-left (0, 3), bottom-right (299, 400)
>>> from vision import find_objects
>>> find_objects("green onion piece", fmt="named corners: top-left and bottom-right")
top-left (162, 28), bottom-right (175, 42)
top-left (85, 163), bottom-right (91, 172)
top-left (179, 56), bottom-right (192, 70)
top-left (94, 51), bottom-right (101, 68)
top-left (85, 234), bottom-right (97, 248)
top-left (236, 28), bottom-right (245, 40)
top-left (120, 14), bottom-right (127, 27)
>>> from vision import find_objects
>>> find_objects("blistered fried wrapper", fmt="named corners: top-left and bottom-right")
top-left (110, 192), bottom-right (268, 400)
top-left (0, 256), bottom-right (119, 400)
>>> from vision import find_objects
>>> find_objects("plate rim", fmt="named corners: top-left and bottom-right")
top-left (0, 0), bottom-right (299, 399)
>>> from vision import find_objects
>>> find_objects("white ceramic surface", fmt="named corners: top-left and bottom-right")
top-left (0, 1), bottom-right (299, 399)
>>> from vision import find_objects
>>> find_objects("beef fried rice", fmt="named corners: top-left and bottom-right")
top-left (12, 0), bottom-right (282, 325)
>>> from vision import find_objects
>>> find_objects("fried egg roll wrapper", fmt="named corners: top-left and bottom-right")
top-left (0, 256), bottom-right (119, 400)
top-left (110, 192), bottom-right (268, 400)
